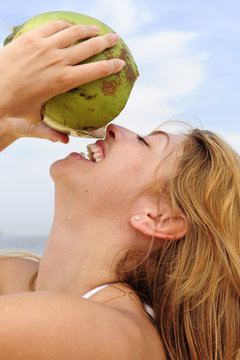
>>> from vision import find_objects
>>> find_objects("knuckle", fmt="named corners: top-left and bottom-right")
top-left (56, 70), bottom-right (69, 87)
top-left (105, 33), bottom-right (114, 44)
top-left (49, 20), bottom-right (69, 29)
top-left (88, 38), bottom-right (102, 53)
top-left (76, 25), bottom-right (94, 36)
top-left (21, 33), bottom-right (35, 45)
top-left (20, 33), bottom-right (46, 53)
top-left (70, 24), bottom-right (83, 35)
top-left (104, 33), bottom-right (117, 47)
top-left (86, 25), bottom-right (94, 32)
top-left (99, 61), bottom-right (111, 77)
top-left (70, 24), bottom-right (92, 38)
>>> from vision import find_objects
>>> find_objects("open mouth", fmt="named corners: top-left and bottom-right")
top-left (85, 142), bottom-right (105, 163)
top-left (70, 141), bottom-right (105, 163)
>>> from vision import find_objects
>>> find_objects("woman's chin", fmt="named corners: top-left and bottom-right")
top-left (49, 158), bottom-right (66, 181)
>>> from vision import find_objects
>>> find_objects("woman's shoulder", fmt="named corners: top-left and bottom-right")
top-left (0, 283), bottom-right (166, 360)
top-left (0, 255), bottom-right (39, 294)
top-left (85, 282), bottom-right (166, 359)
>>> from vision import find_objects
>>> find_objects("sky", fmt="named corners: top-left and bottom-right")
top-left (0, 0), bottom-right (240, 236)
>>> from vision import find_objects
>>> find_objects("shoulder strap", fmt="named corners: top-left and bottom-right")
top-left (83, 284), bottom-right (156, 320)
top-left (82, 283), bottom-right (112, 299)
top-left (144, 303), bottom-right (155, 320)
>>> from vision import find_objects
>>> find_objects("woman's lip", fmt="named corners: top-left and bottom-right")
top-left (69, 152), bottom-right (89, 161)
top-left (95, 140), bottom-right (105, 157)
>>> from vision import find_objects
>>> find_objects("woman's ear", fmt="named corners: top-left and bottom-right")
top-left (130, 200), bottom-right (187, 241)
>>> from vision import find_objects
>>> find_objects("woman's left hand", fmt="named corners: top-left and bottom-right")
top-left (0, 21), bottom-right (123, 125)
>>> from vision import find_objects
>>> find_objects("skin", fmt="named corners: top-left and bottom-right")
top-left (0, 20), bottom-right (187, 359)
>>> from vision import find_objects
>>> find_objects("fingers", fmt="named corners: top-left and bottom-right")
top-left (62, 59), bottom-right (125, 90)
top-left (26, 122), bottom-right (69, 143)
top-left (49, 24), bottom-right (100, 48)
top-left (7, 118), bottom-right (69, 143)
top-left (28, 20), bottom-right (73, 38)
top-left (64, 33), bottom-right (120, 65)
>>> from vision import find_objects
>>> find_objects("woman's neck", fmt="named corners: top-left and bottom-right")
top-left (35, 214), bottom-right (119, 297)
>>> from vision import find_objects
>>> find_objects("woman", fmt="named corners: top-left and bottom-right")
top-left (0, 21), bottom-right (239, 360)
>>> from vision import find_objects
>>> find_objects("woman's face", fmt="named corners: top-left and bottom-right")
top-left (50, 124), bottom-right (185, 218)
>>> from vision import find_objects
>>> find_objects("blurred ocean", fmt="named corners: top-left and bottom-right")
top-left (0, 232), bottom-right (46, 256)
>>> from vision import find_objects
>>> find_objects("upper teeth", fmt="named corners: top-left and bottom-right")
top-left (86, 143), bottom-right (104, 163)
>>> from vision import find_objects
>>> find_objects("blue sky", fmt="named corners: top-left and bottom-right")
top-left (0, 0), bottom-right (240, 236)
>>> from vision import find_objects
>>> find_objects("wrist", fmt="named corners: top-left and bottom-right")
top-left (0, 99), bottom-right (10, 120)
top-left (0, 118), bottom-right (18, 151)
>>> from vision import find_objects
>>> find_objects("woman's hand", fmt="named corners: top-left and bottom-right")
top-left (0, 117), bottom-right (69, 151)
top-left (0, 20), bottom-right (124, 124)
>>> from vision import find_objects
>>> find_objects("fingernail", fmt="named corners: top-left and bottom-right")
top-left (112, 33), bottom-right (120, 42)
top-left (118, 59), bottom-right (125, 68)
top-left (91, 25), bottom-right (100, 32)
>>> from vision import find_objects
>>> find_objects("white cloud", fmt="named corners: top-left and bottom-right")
top-left (128, 31), bottom-right (208, 94)
top-left (220, 131), bottom-right (240, 154)
top-left (114, 30), bottom-right (208, 134)
top-left (87, 0), bottom-right (152, 36)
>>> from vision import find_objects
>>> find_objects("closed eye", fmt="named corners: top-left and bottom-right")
top-left (137, 134), bottom-right (150, 147)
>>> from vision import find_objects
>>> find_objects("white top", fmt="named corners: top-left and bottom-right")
top-left (82, 283), bottom-right (155, 320)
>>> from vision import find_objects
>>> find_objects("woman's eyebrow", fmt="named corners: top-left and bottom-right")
top-left (147, 130), bottom-right (170, 148)
top-left (148, 130), bottom-right (169, 138)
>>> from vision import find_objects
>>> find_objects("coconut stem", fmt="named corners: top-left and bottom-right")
top-left (1, 21), bottom-right (15, 32)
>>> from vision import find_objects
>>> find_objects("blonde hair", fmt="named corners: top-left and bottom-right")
top-left (117, 128), bottom-right (240, 359)
top-left (0, 250), bottom-right (40, 291)
top-left (0, 250), bottom-right (41, 261)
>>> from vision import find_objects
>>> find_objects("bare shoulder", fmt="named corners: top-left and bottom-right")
top-left (84, 282), bottom-right (167, 360)
top-left (0, 290), bottom-right (166, 360)
top-left (0, 256), bottom-right (39, 294)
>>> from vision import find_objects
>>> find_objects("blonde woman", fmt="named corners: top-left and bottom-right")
top-left (0, 21), bottom-right (239, 360)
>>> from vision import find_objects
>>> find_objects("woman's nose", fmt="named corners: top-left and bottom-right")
top-left (106, 124), bottom-right (136, 141)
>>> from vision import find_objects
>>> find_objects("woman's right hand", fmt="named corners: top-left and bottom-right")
top-left (0, 117), bottom-right (69, 151)
top-left (0, 20), bottom-right (125, 125)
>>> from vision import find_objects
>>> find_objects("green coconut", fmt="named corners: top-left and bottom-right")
top-left (4, 11), bottom-right (139, 138)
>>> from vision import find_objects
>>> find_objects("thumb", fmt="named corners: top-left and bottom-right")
top-left (25, 122), bottom-right (69, 144)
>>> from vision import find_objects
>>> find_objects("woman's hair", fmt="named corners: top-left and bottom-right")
top-left (117, 127), bottom-right (240, 359)
top-left (0, 251), bottom-right (40, 291)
